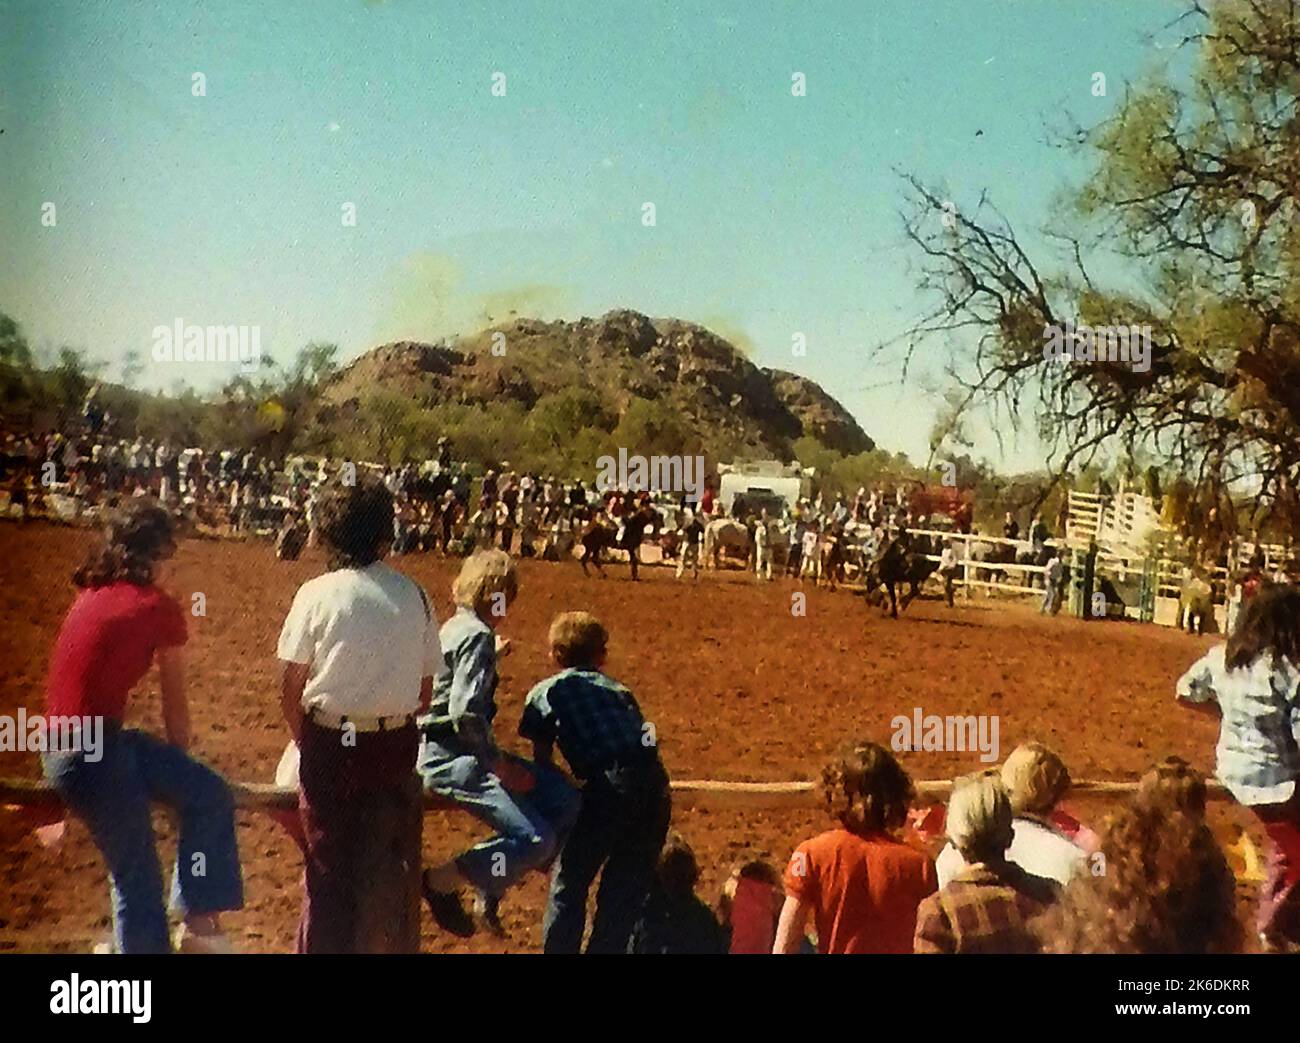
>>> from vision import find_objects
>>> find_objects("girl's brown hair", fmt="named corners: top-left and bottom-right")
top-left (1136, 756), bottom-right (1207, 818)
top-left (1226, 584), bottom-right (1300, 671)
top-left (73, 499), bottom-right (176, 589)
top-left (1035, 795), bottom-right (1242, 954)
top-left (820, 740), bottom-right (914, 835)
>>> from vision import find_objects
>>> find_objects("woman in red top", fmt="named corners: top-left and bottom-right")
top-left (43, 500), bottom-right (243, 953)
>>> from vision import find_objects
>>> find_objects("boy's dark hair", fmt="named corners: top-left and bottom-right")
top-left (735, 859), bottom-right (781, 887)
top-left (820, 740), bottom-right (914, 835)
top-left (1226, 584), bottom-right (1300, 671)
top-left (73, 498), bottom-right (176, 588)
top-left (316, 475), bottom-right (393, 568)
top-left (657, 832), bottom-right (700, 899)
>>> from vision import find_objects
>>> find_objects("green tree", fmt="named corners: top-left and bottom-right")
top-left (0, 312), bottom-right (33, 368)
top-left (610, 398), bottom-right (692, 457)
top-left (896, 0), bottom-right (1300, 539)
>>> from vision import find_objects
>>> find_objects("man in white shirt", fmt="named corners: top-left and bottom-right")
top-left (277, 476), bottom-right (443, 953)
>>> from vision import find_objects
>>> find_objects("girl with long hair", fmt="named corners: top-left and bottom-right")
top-left (1176, 584), bottom-right (1300, 950)
top-left (44, 499), bottom-right (243, 953)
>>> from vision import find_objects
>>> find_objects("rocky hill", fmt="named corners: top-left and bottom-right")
top-left (320, 309), bottom-right (873, 459)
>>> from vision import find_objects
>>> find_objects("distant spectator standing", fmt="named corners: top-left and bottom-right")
top-left (1041, 549), bottom-right (1066, 615)
top-left (939, 539), bottom-right (960, 608)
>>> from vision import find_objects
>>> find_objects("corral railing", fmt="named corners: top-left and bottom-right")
top-left (907, 528), bottom-right (1055, 600)
top-left (0, 773), bottom-right (1233, 811)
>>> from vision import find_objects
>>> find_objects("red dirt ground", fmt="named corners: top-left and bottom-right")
top-left (0, 522), bottom-right (1261, 953)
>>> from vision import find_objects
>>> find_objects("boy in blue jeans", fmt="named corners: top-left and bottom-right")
top-left (520, 611), bottom-right (672, 953)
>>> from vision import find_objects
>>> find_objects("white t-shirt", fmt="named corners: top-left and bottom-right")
top-left (277, 561), bottom-right (443, 718)
top-left (936, 816), bottom-right (1087, 887)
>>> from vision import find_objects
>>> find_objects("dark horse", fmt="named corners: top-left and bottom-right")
top-left (865, 534), bottom-right (939, 618)
top-left (579, 505), bottom-right (655, 580)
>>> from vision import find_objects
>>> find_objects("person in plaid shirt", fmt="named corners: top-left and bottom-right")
top-left (914, 773), bottom-right (1059, 954)
top-left (519, 611), bottom-right (671, 953)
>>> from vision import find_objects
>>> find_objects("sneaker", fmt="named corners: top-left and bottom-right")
top-left (421, 872), bottom-right (475, 938)
top-left (172, 924), bottom-right (237, 954)
top-left (473, 891), bottom-right (506, 937)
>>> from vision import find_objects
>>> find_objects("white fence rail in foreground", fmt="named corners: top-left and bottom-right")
top-left (0, 774), bottom-right (1233, 811)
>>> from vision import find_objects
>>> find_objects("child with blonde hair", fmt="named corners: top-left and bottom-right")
top-left (418, 550), bottom-right (579, 937)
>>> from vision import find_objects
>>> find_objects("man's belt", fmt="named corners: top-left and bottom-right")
top-left (305, 707), bottom-right (415, 733)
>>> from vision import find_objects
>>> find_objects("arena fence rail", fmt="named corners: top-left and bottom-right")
top-left (0, 773), bottom-right (1233, 812)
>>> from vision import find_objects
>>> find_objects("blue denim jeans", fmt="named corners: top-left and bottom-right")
top-left (42, 726), bottom-right (244, 954)
top-left (543, 759), bottom-right (672, 954)
top-left (417, 738), bottom-right (580, 898)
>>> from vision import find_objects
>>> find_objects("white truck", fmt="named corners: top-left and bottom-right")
top-left (717, 460), bottom-right (813, 516)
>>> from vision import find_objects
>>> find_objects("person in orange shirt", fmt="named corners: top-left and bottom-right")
top-left (775, 741), bottom-right (937, 953)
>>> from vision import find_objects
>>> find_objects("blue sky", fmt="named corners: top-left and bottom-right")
top-left (0, 0), bottom-right (1185, 470)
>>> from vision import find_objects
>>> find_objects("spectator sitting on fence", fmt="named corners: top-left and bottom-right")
top-left (43, 499), bottom-right (244, 954)
top-left (628, 832), bottom-right (727, 954)
top-left (418, 550), bottom-right (579, 938)
top-left (1034, 782), bottom-right (1241, 954)
top-left (915, 772), bottom-right (1060, 954)
top-left (1176, 584), bottom-right (1300, 952)
top-left (774, 741), bottom-right (937, 954)
top-left (936, 742), bottom-right (1087, 887)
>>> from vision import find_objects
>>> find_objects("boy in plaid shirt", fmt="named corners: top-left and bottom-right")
top-left (520, 611), bottom-right (671, 953)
